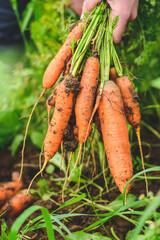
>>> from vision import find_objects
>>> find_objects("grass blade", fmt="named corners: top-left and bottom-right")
top-left (130, 191), bottom-right (160, 239)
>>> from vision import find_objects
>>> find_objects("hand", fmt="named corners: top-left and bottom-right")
top-left (70, 0), bottom-right (139, 44)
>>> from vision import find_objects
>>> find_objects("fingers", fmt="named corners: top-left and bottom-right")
top-left (111, 10), bottom-right (129, 44)
top-left (108, 0), bottom-right (139, 44)
top-left (81, 0), bottom-right (102, 18)
top-left (130, 0), bottom-right (139, 21)
top-left (70, 0), bottom-right (84, 15)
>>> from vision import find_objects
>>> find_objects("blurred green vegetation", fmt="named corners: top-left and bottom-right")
top-left (0, 0), bottom-right (159, 154)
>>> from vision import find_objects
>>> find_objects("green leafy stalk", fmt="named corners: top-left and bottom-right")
top-left (70, 2), bottom-right (106, 77)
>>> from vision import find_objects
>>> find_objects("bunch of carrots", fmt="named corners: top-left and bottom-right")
top-left (21, 2), bottom-right (148, 202)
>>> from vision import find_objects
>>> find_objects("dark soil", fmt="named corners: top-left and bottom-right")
top-left (0, 130), bottom-right (160, 240)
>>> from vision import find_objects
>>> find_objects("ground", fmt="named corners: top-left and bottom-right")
top-left (0, 130), bottom-right (159, 240)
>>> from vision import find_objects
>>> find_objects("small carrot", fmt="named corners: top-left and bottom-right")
top-left (43, 21), bottom-right (85, 89)
top-left (0, 189), bottom-right (34, 217)
top-left (47, 56), bottom-right (73, 123)
top-left (114, 76), bottom-right (141, 131)
top-left (0, 172), bottom-right (23, 202)
top-left (68, 55), bottom-right (100, 180)
top-left (109, 67), bottom-right (118, 81)
top-left (114, 75), bottom-right (148, 196)
top-left (75, 55), bottom-right (100, 144)
top-left (98, 81), bottom-right (133, 195)
top-left (27, 76), bottom-right (75, 192)
top-left (44, 78), bottom-right (74, 161)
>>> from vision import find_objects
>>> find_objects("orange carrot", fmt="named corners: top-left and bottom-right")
top-left (114, 75), bottom-right (148, 196)
top-left (0, 189), bottom-right (34, 217)
top-left (43, 22), bottom-right (85, 89)
top-left (75, 55), bottom-right (100, 144)
top-left (0, 172), bottom-right (23, 202)
top-left (44, 78), bottom-right (74, 161)
top-left (68, 56), bottom-right (100, 181)
top-left (47, 56), bottom-right (73, 123)
top-left (109, 67), bottom-right (118, 81)
top-left (27, 76), bottom-right (75, 192)
top-left (98, 81), bottom-right (133, 194)
top-left (114, 76), bottom-right (141, 131)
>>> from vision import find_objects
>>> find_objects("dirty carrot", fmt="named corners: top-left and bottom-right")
top-left (27, 77), bottom-right (74, 192)
top-left (68, 55), bottom-right (100, 181)
top-left (0, 189), bottom-right (34, 217)
top-left (0, 172), bottom-right (23, 202)
top-left (75, 55), bottom-right (100, 144)
top-left (114, 76), bottom-right (141, 131)
top-left (46, 94), bottom-right (56, 124)
top-left (43, 21), bottom-right (85, 89)
top-left (98, 81), bottom-right (133, 195)
top-left (114, 75), bottom-right (148, 196)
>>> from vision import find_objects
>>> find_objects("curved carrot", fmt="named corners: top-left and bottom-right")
top-left (43, 22), bottom-right (85, 89)
top-left (27, 77), bottom-right (74, 192)
top-left (98, 81), bottom-right (133, 194)
top-left (114, 76), bottom-right (141, 131)
top-left (0, 172), bottom-right (23, 202)
top-left (114, 75), bottom-right (148, 196)
top-left (44, 78), bottom-right (74, 161)
top-left (75, 55), bottom-right (100, 144)
top-left (0, 189), bottom-right (34, 217)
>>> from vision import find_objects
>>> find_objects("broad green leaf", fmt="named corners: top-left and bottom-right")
top-left (30, 131), bottom-right (45, 149)
top-left (66, 231), bottom-right (111, 240)
top-left (0, 109), bottom-right (21, 148)
top-left (49, 152), bottom-right (66, 172)
top-left (46, 164), bottom-right (55, 174)
top-left (107, 194), bottom-right (137, 211)
top-left (150, 77), bottom-right (160, 89)
top-left (9, 134), bottom-right (23, 156)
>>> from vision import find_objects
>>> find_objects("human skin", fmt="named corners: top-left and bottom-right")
top-left (70, 0), bottom-right (139, 44)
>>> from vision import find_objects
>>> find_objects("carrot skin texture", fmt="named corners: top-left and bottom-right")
top-left (98, 81), bottom-right (133, 194)
top-left (109, 67), bottom-right (118, 81)
top-left (75, 56), bottom-right (100, 143)
top-left (44, 78), bottom-right (74, 161)
top-left (0, 189), bottom-right (34, 217)
top-left (0, 172), bottom-right (23, 202)
top-left (43, 22), bottom-right (85, 89)
top-left (114, 76), bottom-right (141, 130)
